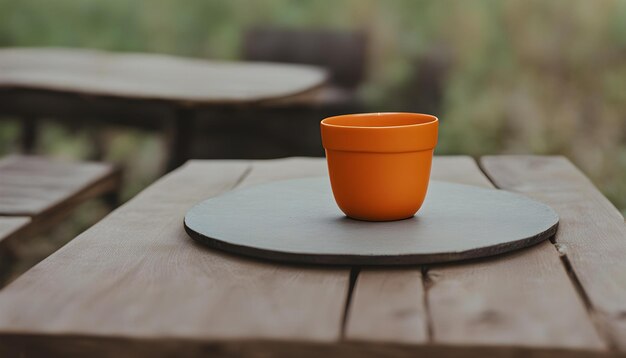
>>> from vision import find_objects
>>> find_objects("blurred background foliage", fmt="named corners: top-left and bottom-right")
top-left (0, 0), bottom-right (625, 215)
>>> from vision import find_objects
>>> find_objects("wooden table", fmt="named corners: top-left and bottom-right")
top-left (0, 155), bottom-right (624, 357)
top-left (0, 48), bottom-right (328, 167)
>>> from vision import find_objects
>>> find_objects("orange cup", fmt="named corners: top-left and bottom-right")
top-left (320, 112), bottom-right (438, 221)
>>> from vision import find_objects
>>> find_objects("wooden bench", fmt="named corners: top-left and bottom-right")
top-left (0, 155), bottom-right (122, 262)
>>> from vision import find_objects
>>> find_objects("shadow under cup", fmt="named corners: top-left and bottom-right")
top-left (321, 112), bottom-right (439, 221)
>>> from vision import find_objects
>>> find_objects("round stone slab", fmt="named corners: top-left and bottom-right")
top-left (184, 178), bottom-right (559, 265)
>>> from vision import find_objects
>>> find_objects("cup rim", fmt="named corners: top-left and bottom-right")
top-left (320, 112), bottom-right (439, 153)
top-left (321, 112), bottom-right (438, 129)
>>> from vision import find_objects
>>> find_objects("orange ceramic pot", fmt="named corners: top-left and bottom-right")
top-left (321, 112), bottom-right (438, 221)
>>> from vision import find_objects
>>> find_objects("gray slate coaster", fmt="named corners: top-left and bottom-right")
top-left (184, 178), bottom-right (559, 265)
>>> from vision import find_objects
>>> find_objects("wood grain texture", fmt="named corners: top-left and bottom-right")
top-left (481, 155), bottom-right (626, 351)
top-left (237, 156), bottom-right (328, 188)
top-left (0, 158), bottom-right (349, 356)
top-left (428, 156), bottom-right (605, 349)
top-left (0, 48), bottom-right (327, 105)
top-left (346, 268), bottom-right (428, 344)
top-left (346, 156), bottom-right (606, 351)
top-left (198, 157), bottom-right (349, 341)
top-left (0, 155), bottom-right (120, 218)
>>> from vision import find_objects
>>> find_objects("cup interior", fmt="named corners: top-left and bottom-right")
top-left (322, 112), bottom-right (437, 128)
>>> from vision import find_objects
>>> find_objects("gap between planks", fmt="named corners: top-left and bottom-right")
top-left (478, 157), bottom-right (614, 351)
top-left (344, 155), bottom-right (607, 352)
top-left (421, 266), bottom-right (435, 341)
top-left (553, 242), bottom-right (606, 346)
top-left (479, 155), bottom-right (626, 352)
top-left (340, 267), bottom-right (360, 340)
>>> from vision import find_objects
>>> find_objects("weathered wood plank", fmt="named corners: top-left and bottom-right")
top-left (481, 155), bottom-right (626, 351)
top-left (0, 158), bottom-right (349, 355)
top-left (429, 156), bottom-right (605, 349)
top-left (192, 157), bottom-right (348, 340)
top-left (346, 268), bottom-right (428, 344)
top-left (0, 48), bottom-right (327, 105)
top-left (0, 155), bottom-right (120, 218)
top-left (237, 157), bottom-right (328, 188)
top-left (345, 156), bottom-right (606, 351)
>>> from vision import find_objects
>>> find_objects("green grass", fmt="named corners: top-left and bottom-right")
top-left (0, 0), bottom-right (625, 215)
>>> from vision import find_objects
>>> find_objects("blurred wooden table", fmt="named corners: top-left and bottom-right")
top-left (0, 48), bottom-right (328, 168)
top-left (0, 155), bottom-right (624, 357)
